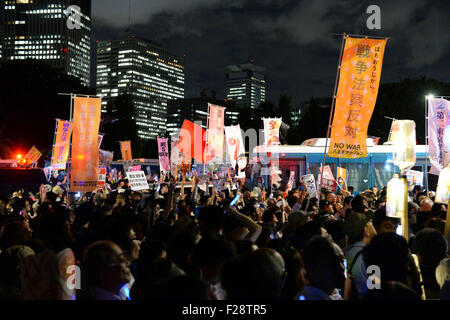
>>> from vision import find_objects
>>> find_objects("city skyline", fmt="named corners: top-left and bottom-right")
top-left (90, 0), bottom-right (450, 108)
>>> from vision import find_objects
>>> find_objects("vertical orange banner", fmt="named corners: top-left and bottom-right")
top-left (51, 120), bottom-right (72, 170)
top-left (328, 36), bottom-right (387, 158)
top-left (70, 97), bottom-right (102, 193)
top-left (120, 141), bottom-right (133, 161)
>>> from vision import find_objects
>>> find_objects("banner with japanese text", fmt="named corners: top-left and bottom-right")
top-left (205, 104), bottom-right (225, 162)
top-left (70, 97), bottom-right (102, 193)
top-left (51, 120), bottom-right (72, 170)
top-left (224, 125), bottom-right (245, 168)
top-left (428, 98), bottom-right (450, 175)
top-left (25, 146), bottom-right (42, 163)
top-left (263, 118), bottom-right (282, 146)
top-left (157, 137), bottom-right (170, 172)
top-left (120, 141), bottom-right (133, 161)
top-left (328, 36), bottom-right (387, 158)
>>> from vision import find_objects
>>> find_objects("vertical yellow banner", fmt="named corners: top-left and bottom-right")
top-left (70, 97), bottom-right (102, 193)
top-left (328, 36), bottom-right (387, 158)
top-left (51, 120), bottom-right (72, 170)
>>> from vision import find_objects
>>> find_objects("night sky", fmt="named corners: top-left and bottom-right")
top-left (91, 0), bottom-right (450, 107)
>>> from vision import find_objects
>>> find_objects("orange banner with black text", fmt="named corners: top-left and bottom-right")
top-left (328, 36), bottom-right (387, 159)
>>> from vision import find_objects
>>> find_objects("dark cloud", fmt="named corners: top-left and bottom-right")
top-left (92, 0), bottom-right (450, 106)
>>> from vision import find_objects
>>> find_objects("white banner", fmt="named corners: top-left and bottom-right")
top-left (225, 125), bottom-right (245, 168)
top-left (287, 171), bottom-right (295, 191)
top-left (428, 98), bottom-right (450, 175)
top-left (125, 171), bottom-right (149, 191)
top-left (263, 118), bottom-right (282, 146)
top-left (206, 104), bottom-right (225, 162)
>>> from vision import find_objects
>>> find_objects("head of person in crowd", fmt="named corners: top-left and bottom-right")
top-left (431, 203), bottom-right (447, 219)
top-left (343, 211), bottom-right (372, 245)
top-left (435, 258), bottom-right (450, 291)
top-left (420, 198), bottom-right (433, 212)
top-left (424, 217), bottom-right (445, 234)
top-left (101, 214), bottom-right (142, 264)
top-left (326, 193), bottom-right (337, 206)
top-left (197, 205), bottom-right (224, 239)
top-left (343, 196), bottom-right (353, 211)
top-left (290, 220), bottom-right (324, 251)
top-left (351, 195), bottom-right (369, 214)
top-left (323, 219), bottom-right (347, 250)
top-left (319, 200), bottom-right (334, 215)
top-left (298, 236), bottom-right (345, 299)
top-left (267, 239), bottom-right (304, 300)
top-left (362, 233), bottom-right (421, 295)
top-left (372, 207), bottom-right (400, 234)
top-left (82, 241), bottom-right (132, 300)
top-left (152, 275), bottom-right (214, 300)
top-left (221, 248), bottom-right (285, 300)
top-left (190, 237), bottom-right (235, 285)
top-left (0, 219), bottom-right (33, 251)
top-left (0, 245), bottom-right (35, 299)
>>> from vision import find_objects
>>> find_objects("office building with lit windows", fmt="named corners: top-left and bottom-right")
top-left (225, 63), bottom-right (266, 110)
top-left (1, 0), bottom-right (92, 87)
top-left (96, 36), bottom-right (185, 140)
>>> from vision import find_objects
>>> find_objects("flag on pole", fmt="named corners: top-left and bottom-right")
top-left (262, 118), bottom-right (282, 146)
top-left (205, 104), bottom-right (225, 162)
top-left (176, 120), bottom-right (207, 164)
top-left (225, 125), bottom-right (245, 168)
top-left (328, 36), bottom-right (387, 159)
top-left (70, 97), bottom-right (102, 193)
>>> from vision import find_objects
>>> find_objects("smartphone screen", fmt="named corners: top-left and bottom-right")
top-left (230, 194), bottom-right (241, 206)
top-left (343, 259), bottom-right (348, 279)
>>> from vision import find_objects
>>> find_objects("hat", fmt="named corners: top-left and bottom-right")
top-left (287, 211), bottom-right (308, 227)
top-left (436, 258), bottom-right (450, 289)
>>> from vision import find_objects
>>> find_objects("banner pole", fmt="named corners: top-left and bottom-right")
top-left (320, 33), bottom-right (347, 192)
top-left (50, 119), bottom-right (59, 172)
top-left (66, 94), bottom-right (74, 208)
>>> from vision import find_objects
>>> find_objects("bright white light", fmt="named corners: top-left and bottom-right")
top-left (426, 94), bottom-right (435, 99)
top-left (385, 164), bottom-right (391, 170)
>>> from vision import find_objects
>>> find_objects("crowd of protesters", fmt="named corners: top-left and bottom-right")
top-left (0, 171), bottom-right (449, 300)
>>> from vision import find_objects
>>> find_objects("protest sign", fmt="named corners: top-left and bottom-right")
top-left (25, 146), bottom-right (42, 163)
top-left (406, 170), bottom-right (424, 187)
top-left (97, 168), bottom-right (106, 189)
top-left (157, 137), bottom-right (170, 172)
top-left (302, 174), bottom-right (318, 199)
top-left (125, 171), bottom-right (149, 191)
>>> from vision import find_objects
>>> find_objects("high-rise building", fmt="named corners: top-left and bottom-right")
top-left (97, 36), bottom-right (184, 140)
top-left (1, 0), bottom-right (91, 86)
top-left (225, 63), bottom-right (266, 110)
top-left (167, 96), bottom-right (238, 137)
